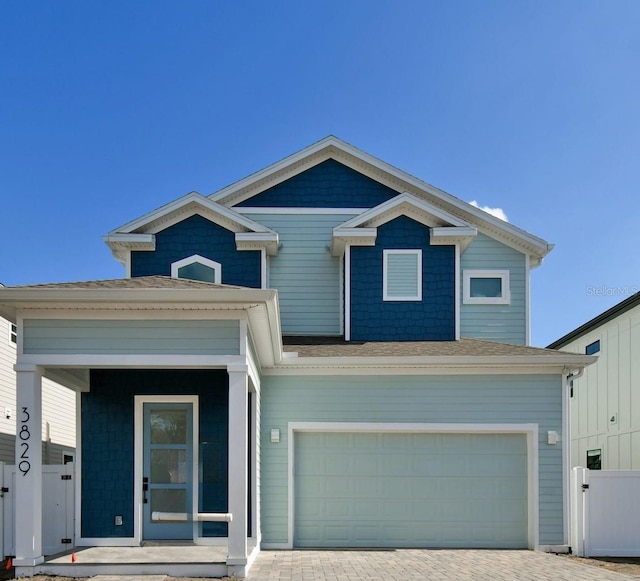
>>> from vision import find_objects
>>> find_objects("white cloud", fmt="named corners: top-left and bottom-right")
top-left (468, 200), bottom-right (509, 222)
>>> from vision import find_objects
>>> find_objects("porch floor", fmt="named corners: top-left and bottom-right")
top-left (30, 542), bottom-right (257, 578)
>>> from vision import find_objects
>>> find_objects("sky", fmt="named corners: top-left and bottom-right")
top-left (1, 1), bottom-right (639, 347)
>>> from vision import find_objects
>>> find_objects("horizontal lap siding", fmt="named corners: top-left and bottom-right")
top-left (245, 213), bottom-right (356, 336)
top-left (260, 374), bottom-right (563, 545)
top-left (460, 234), bottom-right (526, 345)
top-left (23, 319), bottom-right (240, 355)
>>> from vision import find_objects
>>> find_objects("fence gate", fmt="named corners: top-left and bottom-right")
top-left (572, 467), bottom-right (640, 557)
top-left (2, 462), bottom-right (74, 557)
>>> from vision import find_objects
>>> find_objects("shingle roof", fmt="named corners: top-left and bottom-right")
top-left (6, 276), bottom-right (247, 291)
top-left (283, 336), bottom-right (577, 358)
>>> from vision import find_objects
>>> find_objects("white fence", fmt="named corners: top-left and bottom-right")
top-left (2, 462), bottom-right (75, 557)
top-left (572, 467), bottom-right (640, 557)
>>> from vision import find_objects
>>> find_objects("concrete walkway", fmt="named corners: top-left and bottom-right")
top-left (247, 549), bottom-right (637, 580)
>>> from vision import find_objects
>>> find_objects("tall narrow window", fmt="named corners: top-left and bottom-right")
top-left (171, 255), bottom-right (221, 284)
top-left (383, 249), bottom-right (422, 301)
top-left (9, 323), bottom-right (17, 345)
top-left (586, 449), bottom-right (602, 470)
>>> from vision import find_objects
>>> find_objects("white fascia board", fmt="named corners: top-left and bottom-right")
top-left (209, 137), bottom-right (552, 263)
top-left (264, 353), bottom-right (596, 373)
top-left (108, 191), bottom-right (275, 236)
top-left (0, 287), bottom-right (278, 310)
top-left (235, 232), bottom-right (279, 256)
top-left (430, 227), bottom-right (478, 253)
top-left (330, 228), bottom-right (377, 257)
top-left (103, 233), bottom-right (156, 265)
top-left (337, 193), bottom-right (470, 230)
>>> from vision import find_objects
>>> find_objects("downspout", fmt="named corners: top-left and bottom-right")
top-left (563, 367), bottom-right (584, 549)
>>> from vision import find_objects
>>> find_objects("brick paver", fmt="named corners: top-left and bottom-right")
top-left (247, 549), bottom-right (636, 581)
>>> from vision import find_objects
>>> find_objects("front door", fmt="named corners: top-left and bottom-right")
top-left (142, 402), bottom-right (194, 540)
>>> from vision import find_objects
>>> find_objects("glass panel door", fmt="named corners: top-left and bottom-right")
top-left (143, 403), bottom-right (193, 539)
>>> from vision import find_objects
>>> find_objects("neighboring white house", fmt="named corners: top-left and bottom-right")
top-left (0, 314), bottom-right (76, 465)
top-left (548, 291), bottom-right (640, 471)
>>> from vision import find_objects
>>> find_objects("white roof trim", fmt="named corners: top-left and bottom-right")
top-left (430, 227), bottom-right (478, 253)
top-left (209, 136), bottom-right (553, 266)
top-left (235, 232), bottom-right (280, 256)
top-left (331, 194), bottom-right (476, 256)
top-left (109, 191), bottom-right (276, 236)
top-left (105, 191), bottom-right (279, 259)
top-left (336, 193), bottom-right (470, 230)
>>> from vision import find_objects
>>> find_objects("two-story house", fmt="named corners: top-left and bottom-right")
top-left (0, 137), bottom-right (593, 578)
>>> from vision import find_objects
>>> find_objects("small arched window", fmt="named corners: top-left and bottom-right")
top-left (171, 255), bottom-right (222, 284)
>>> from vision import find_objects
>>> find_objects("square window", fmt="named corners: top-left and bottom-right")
top-left (463, 270), bottom-right (510, 305)
top-left (383, 250), bottom-right (422, 301)
top-left (585, 340), bottom-right (600, 355)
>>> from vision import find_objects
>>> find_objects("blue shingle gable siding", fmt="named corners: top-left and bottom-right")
top-left (130, 214), bottom-right (261, 288)
top-left (350, 216), bottom-right (455, 341)
top-left (236, 159), bottom-right (399, 208)
top-left (81, 369), bottom-right (229, 538)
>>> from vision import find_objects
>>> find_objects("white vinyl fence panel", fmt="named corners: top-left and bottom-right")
top-left (2, 462), bottom-right (74, 557)
top-left (572, 467), bottom-right (640, 557)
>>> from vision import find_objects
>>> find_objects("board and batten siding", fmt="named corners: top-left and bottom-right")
top-left (0, 317), bottom-right (76, 464)
top-left (460, 233), bottom-right (527, 345)
top-left (22, 319), bottom-right (240, 355)
top-left (260, 373), bottom-right (563, 546)
top-left (243, 213), bottom-right (357, 336)
top-left (562, 304), bottom-right (640, 470)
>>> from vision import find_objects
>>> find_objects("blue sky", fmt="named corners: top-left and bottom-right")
top-left (1, 1), bottom-right (639, 347)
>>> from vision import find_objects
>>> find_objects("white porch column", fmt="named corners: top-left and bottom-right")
top-left (227, 364), bottom-right (248, 566)
top-left (14, 364), bottom-right (44, 567)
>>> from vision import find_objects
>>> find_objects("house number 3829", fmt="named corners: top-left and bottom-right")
top-left (19, 406), bottom-right (31, 476)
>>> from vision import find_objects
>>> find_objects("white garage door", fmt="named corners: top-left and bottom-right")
top-left (294, 431), bottom-right (528, 548)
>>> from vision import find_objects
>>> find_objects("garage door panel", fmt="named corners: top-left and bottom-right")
top-left (294, 431), bottom-right (528, 548)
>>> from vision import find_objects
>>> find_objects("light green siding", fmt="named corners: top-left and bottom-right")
top-left (244, 213), bottom-right (357, 336)
top-left (295, 431), bottom-right (528, 548)
top-left (22, 319), bottom-right (240, 355)
top-left (260, 374), bottom-right (563, 546)
top-left (460, 234), bottom-right (527, 344)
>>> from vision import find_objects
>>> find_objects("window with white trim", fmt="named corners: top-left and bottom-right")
top-left (463, 270), bottom-right (510, 305)
top-left (383, 249), bottom-right (422, 301)
top-left (171, 254), bottom-right (221, 284)
top-left (9, 323), bottom-right (17, 346)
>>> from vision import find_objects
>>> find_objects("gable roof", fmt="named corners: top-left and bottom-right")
top-left (104, 191), bottom-right (279, 263)
top-left (548, 291), bottom-right (640, 349)
top-left (210, 136), bottom-right (553, 266)
top-left (331, 193), bottom-right (478, 256)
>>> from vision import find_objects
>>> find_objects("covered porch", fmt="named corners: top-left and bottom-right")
top-left (0, 277), bottom-right (283, 578)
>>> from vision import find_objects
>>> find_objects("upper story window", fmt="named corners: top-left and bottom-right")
top-left (383, 249), bottom-right (422, 301)
top-left (171, 255), bottom-right (222, 284)
top-left (463, 270), bottom-right (510, 305)
top-left (585, 340), bottom-right (601, 355)
top-left (9, 323), bottom-right (17, 346)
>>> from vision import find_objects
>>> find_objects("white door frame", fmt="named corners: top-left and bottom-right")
top-left (134, 395), bottom-right (199, 543)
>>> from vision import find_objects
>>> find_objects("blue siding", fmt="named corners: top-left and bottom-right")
top-left (350, 216), bottom-right (455, 341)
top-left (131, 214), bottom-right (261, 288)
top-left (236, 159), bottom-right (398, 208)
top-left (81, 369), bottom-right (229, 538)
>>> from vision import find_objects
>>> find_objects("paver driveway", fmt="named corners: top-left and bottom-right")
top-left (247, 549), bottom-right (636, 581)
